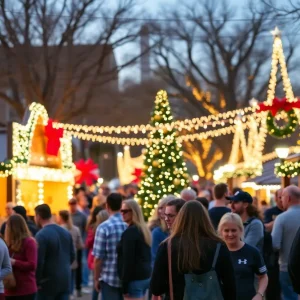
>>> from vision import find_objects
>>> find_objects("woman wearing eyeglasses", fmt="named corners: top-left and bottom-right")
top-left (117, 200), bottom-right (152, 300)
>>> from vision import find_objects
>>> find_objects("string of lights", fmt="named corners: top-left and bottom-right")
top-left (266, 28), bottom-right (295, 105)
top-left (65, 114), bottom-right (265, 146)
top-left (54, 106), bottom-right (256, 135)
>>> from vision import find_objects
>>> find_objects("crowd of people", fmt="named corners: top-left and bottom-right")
top-left (0, 183), bottom-right (299, 300)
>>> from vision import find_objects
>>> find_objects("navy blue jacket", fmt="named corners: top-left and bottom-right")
top-left (36, 224), bottom-right (75, 296)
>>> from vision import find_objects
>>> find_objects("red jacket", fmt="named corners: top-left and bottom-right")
top-left (86, 226), bottom-right (95, 270)
top-left (5, 237), bottom-right (37, 296)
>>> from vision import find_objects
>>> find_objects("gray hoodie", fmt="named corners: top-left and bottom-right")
top-left (0, 238), bottom-right (12, 293)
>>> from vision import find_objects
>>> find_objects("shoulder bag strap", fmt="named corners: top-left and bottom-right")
top-left (212, 243), bottom-right (221, 270)
top-left (167, 239), bottom-right (174, 300)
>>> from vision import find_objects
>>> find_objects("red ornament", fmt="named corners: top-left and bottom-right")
top-left (44, 119), bottom-right (64, 156)
top-left (257, 98), bottom-right (300, 116)
top-left (75, 159), bottom-right (99, 186)
top-left (131, 168), bottom-right (142, 184)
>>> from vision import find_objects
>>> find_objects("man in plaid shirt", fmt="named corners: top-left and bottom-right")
top-left (93, 193), bottom-right (127, 299)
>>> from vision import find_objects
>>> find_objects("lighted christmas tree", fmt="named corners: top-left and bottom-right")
top-left (138, 90), bottom-right (189, 218)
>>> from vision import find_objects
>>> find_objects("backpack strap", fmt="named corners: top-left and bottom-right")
top-left (167, 239), bottom-right (174, 300)
top-left (212, 243), bottom-right (221, 270)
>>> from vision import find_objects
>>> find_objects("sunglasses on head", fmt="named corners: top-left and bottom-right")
top-left (120, 209), bottom-right (132, 214)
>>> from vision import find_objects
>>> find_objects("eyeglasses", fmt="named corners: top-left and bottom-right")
top-left (164, 213), bottom-right (176, 219)
top-left (120, 209), bottom-right (132, 214)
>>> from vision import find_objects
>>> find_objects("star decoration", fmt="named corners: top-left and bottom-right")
top-left (271, 26), bottom-right (281, 37)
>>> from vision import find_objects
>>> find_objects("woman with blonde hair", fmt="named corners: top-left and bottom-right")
top-left (118, 200), bottom-right (152, 300)
top-left (150, 195), bottom-right (175, 267)
top-left (148, 195), bottom-right (175, 232)
top-left (151, 200), bottom-right (236, 300)
top-left (218, 213), bottom-right (268, 300)
top-left (58, 210), bottom-right (84, 298)
top-left (4, 214), bottom-right (37, 299)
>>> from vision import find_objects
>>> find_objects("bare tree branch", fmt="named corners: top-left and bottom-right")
top-left (0, 0), bottom-right (149, 121)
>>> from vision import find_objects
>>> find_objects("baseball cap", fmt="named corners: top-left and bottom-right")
top-left (226, 191), bottom-right (253, 204)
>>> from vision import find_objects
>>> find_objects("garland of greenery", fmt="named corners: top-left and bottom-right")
top-left (217, 167), bottom-right (263, 182)
top-left (266, 109), bottom-right (298, 138)
top-left (275, 161), bottom-right (300, 178)
top-left (0, 160), bottom-right (14, 172)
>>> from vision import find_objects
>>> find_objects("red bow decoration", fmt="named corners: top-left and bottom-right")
top-left (75, 159), bottom-right (99, 186)
top-left (131, 168), bottom-right (142, 184)
top-left (257, 98), bottom-right (300, 116)
top-left (44, 119), bottom-right (64, 156)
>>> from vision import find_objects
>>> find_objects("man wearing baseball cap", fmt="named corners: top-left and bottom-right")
top-left (227, 191), bottom-right (264, 253)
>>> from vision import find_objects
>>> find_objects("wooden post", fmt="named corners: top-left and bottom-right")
top-left (227, 178), bottom-right (233, 194)
top-left (281, 176), bottom-right (290, 188)
top-left (6, 122), bottom-right (13, 203)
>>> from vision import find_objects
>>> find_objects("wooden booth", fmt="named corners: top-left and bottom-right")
top-left (0, 103), bottom-right (74, 216)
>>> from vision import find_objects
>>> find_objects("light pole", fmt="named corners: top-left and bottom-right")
top-left (275, 147), bottom-right (290, 187)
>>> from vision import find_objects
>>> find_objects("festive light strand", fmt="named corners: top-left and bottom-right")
top-left (266, 29), bottom-right (295, 105)
top-left (54, 106), bottom-right (256, 135)
top-left (65, 113), bottom-right (266, 146)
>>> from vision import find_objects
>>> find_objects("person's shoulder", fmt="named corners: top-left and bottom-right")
top-left (125, 224), bottom-right (138, 232)
top-left (23, 237), bottom-right (37, 247)
top-left (96, 218), bottom-right (112, 233)
top-left (242, 243), bottom-right (261, 255)
top-left (200, 238), bottom-right (225, 250)
top-left (248, 218), bottom-right (263, 227)
top-left (72, 225), bottom-right (81, 233)
top-left (0, 237), bottom-right (6, 247)
top-left (152, 226), bottom-right (162, 234)
top-left (74, 210), bottom-right (87, 219)
top-left (152, 226), bottom-right (167, 238)
top-left (274, 210), bottom-right (287, 223)
top-left (78, 211), bottom-right (87, 220)
top-left (123, 225), bottom-right (140, 238)
top-left (209, 206), bottom-right (230, 213)
top-left (107, 215), bottom-right (127, 228)
top-left (98, 218), bottom-right (111, 229)
top-left (208, 207), bottom-right (216, 213)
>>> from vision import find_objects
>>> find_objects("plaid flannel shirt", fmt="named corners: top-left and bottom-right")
top-left (92, 212), bottom-right (127, 287)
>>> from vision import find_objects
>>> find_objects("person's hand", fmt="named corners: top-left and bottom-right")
top-left (264, 222), bottom-right (273, 232)
top-left (152, 296), bottom-right (162, 300)
top-left (94, 280), bottom-right (100, 292)
top-left (10, 258), bottom-right (15, 265)
top-left (252, 293), bottom-right (263, 300)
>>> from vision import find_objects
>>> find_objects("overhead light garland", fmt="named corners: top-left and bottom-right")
top-left (54, 106), bottom-right (256, 135)
top-left (275, 161), bottom-right (300, 178)
top-left (64, 113), bottom-right (265, 146)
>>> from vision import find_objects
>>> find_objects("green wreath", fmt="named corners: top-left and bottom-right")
top-left (266, 109), bottom-right (298, 138)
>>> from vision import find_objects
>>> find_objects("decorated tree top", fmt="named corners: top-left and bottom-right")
top-left (257, 27), bottom-right (299, 139)
top-left (137, 90), bottom-right (189, 218)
